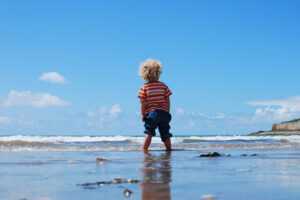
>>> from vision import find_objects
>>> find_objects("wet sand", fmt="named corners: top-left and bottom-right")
top-left (1, 148), bottom-right (300, 199)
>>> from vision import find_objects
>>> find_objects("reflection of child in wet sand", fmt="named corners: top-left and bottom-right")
top-left (140, 151), bottom-right (172, 200)
top-left (138, 59), bottom-right (173, 151)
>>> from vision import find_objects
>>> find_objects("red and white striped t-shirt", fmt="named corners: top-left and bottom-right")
top-left (137, 81), bottom-right (172, 114)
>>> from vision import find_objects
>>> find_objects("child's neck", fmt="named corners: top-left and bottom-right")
top-left (148, 80), bottom-right (159, 83)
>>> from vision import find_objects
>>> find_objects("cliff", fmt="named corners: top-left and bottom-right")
top-left (250, 118), bottom-right (300, 135)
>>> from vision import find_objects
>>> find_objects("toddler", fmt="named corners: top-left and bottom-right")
top-left (137, 59), bottom-right (172, 151)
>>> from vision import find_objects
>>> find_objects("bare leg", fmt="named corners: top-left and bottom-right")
top-left (143, 134), bottom-right (152, 150)
top-left (164, 138), bottom-right (172, 151)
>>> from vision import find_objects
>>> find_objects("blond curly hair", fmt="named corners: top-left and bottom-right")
top-left (139, 59), bottom-right (162, 82)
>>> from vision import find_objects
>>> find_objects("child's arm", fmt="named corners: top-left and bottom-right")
top-left (165, 96), bottom-right (170, 112)
top-left (140, 99), bottom-right (146, 121)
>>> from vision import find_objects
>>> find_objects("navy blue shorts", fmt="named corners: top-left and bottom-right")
top-left (144, 110), bottom-right (172, 142)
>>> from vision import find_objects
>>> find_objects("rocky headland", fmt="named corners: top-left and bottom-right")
top-left (250, 118), bottom-right (300, 135)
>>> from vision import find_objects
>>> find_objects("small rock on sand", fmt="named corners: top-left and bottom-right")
top-left (68, 160), bottom-right (78, 163)
top-left (237, 169), bottom-right (252, 173)
top-left (113, 178), bottom-right (139, 184)
top-left (96, 157), bottom-right (107, 162)
top-left (240, 153), bottom-right (258, 157)
top-left (124, 189), bottom-right (133, 197)
top-left (201, 194), bottom-right (216, 200)
top-left (78, 178), bottom-right (140, 188)
top-left (84, 186), bottom-right (96, 190)
top-left (200, 152), bottom-right (222, 157)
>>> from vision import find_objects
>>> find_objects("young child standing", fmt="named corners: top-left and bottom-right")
top-left (137, 59), bottom-right (172, 151)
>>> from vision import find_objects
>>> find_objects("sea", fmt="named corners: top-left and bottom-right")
top-left (1, 134), bottom-right (300, 200)
top-left (1, 134), bottom-right (300, 151)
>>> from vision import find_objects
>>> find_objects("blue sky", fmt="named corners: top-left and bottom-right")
top-left (0, 0), bottom-right (300, 136)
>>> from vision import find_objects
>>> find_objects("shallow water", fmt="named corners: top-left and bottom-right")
top-left (1, 148), bottom-right (300, 199)
top-left (1, 135), bottom-right (300, 151)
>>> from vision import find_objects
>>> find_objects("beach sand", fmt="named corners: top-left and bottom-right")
top-left (1, 148), bottom-right (300, 200)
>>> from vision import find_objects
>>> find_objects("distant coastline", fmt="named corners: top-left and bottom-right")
top-left (250, 118), bottom-right (300, 135)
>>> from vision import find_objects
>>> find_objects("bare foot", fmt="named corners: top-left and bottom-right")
top-left (142, 134), bottom-right (152, 151)
top-left (163, 138), bottom-right (172, 151)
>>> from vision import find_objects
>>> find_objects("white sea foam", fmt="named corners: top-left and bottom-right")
top-left (1, 135), bottom-right (300, 144)
top-left (1, 135), bottom-right (300, 152)
top-left (181, 135), bottom-right (300, 142)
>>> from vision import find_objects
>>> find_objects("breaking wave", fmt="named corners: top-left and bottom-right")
top-left (1, 135), bottom-right (300, 151)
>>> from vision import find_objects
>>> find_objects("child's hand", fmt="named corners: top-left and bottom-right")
top-left (140, 99), bottom-right (146, 122)
top-left (142, 115), bottom-right (146, 122)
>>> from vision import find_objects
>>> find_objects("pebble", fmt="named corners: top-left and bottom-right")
top-left (200, 152), bottom-right (222, 157)
top-left (128, 179), bottom-right (139, 183)
top-left (84, 186), bottom-right (96, 190)
top-left (96, 157), bottom-right (107, 162)
top-left (201, 194), bottom-right (216, 200)
top-left (113, 178), bottom-right (139, 184)
top-left (237, 169), bottom-right (252, 173)
top-left (240, 154), bottom-right (258, 157)
top-left (68, 160), bottom-right (78, 163)
top-left (78, 178), bottom-right (140, 188)
top-left (124, 189), bottom-right (133, 197)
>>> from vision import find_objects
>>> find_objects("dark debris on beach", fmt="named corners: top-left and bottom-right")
top-left (198, 152), bottom-right (261, 158)
top-left (240, 153), bottom-right (264, 157)
top-left (199, 152), bottom-right (223, 157)
top-left (77, 178), bottom-right (138, 197)
top-left (96, 157), bottom-right (107, 162)
top-left (77, 178), bottom-right (140, 187)
top-left (124, 189), bottom-right (133, 198)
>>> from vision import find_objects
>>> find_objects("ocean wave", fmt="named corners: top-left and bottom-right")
top-left (1, 135), bottom-right (300, 152)
top-left (0, 135), bottom-right (138, 143)
top-left (1, 135), bottom-right (300, 143)
top-left (1, 143), bottom-right (300, 152)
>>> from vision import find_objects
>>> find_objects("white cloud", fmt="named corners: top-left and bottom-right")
top-left (176, 108), bottom-right (228, 120)
top-left (98, 107), bottom-right (107, 123)
top-left (98, 104), bottom-right (122, 128)
top-left (109, 104), bottom-right (122, 116)
top-left (39, 72), bottom-right (67, 84)
top-left (87, 110), bottom-right (96, 117)
top-left (248, 96), bottom-right (300, 122)
top-left (0, 116), bottom-right (12, 124)
top-left (212, 112), bottom-right (226, 119)
top-left (99, 106), bottom-right (108, 115)
top-left (87, 104), bottom-right (122, 128)
top-left (87, 105), bottom-right (122, 118)
top-left (176, 108), bottom-right (185, 115)
top-left (2, 90), bottom-right (71, 107)
top-left (248, 96), bottom-right (300, 111)
top-left (253, 106), bottom-right (296, 122)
